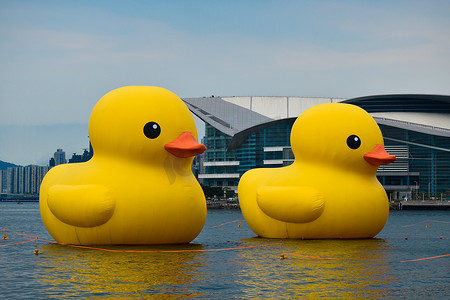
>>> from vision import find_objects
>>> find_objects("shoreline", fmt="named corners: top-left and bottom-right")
top-left (2, 197), bottom-right (449, 211)
top-left (389, 200), bottom-right (450, 211)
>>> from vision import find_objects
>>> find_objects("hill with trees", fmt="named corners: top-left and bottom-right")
top-left (0, 160), bottom-right (20, 170)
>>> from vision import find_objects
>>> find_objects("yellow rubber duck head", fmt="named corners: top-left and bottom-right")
top-left (88, 86), bottom-right (206, 163)
top-left (290, 103), bottom-right (395, 173)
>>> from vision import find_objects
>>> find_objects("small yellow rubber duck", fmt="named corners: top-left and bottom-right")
top-left (238, 103), bottom-right (396, 239)
top-left (40, 86), bottom-right (207, 245)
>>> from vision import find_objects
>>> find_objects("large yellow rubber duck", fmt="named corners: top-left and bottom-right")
top-left (40, 86), bottom-right (207, 245)
top-left (238, 103), bottom-right (396, 239)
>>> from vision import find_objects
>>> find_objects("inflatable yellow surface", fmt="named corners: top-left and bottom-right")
top-left (40, 86), bottom-right (207, 245)
top-left (238, 103), bottom-right (396, 239)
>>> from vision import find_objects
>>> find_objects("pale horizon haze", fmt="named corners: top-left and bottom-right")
top-left (1, 0), bottom-right (449, 165)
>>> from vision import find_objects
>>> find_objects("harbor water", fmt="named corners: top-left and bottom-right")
top-left (1, 202), bottom-right (449, 299)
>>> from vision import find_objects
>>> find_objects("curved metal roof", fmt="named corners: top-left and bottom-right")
top-left (227, 118), bottom-right (297, 151)
top-left (342, 94), bottom-right (450, 113)
top-left (183, 97), bottom-right (272, 136)
top-left (183, 94), bottom-right (450, 151)
top-left (373, 113), bottom-right (449, 137)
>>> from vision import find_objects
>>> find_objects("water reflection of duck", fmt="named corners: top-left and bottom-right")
top-left (237, 238), bottom-right (393, 298)
top-left (40, 86), bottom-right (207, 245)
top-left (238, 103), bottom-right (396, 239)
top-left (37, 243), bottom-right (206, 298)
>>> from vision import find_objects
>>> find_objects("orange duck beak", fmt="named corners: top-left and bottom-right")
top-left (165, 131), bottom-right (207, 158)
top-left (364, 144), bottom-right (396, 166)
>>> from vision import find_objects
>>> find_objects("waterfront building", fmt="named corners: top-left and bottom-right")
top-left (68, 148), bottom-right (93, 163)
top-left (0, 170), bottom-right (6, 193)
top-left (0, 165), bottom-right (50, 195)
top-left (53, 148), bottom-right (67, 165)
top-left (1, 144), bottom-right (95, 197)
top-left (183, 94), bottom-right (450, 200)
top-left (192, 150), bottom-right (204, 180)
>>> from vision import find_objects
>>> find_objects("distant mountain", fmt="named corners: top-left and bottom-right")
top-left (0, 160), bottom-right (20, 170)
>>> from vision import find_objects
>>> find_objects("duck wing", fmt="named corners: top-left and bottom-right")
top-left (47, 184), bottom-right (115, 227)
top-left (257, 186), bottom-right (324, 223)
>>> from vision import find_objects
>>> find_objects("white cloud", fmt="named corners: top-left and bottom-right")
top-left (1, 0), bottom-right (449, 127)
top-left (1, 0), bottom-right (449, 164)
top-left (274, 42), bottom-right (447, 70)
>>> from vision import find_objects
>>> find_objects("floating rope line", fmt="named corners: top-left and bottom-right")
top-left (1, 227), bottom-right (281, 253)
top-left (282, 252), bottom-right (450, 263)
top-left (150, 243), bottom-right (283, 253)
top-left (210, 219), bottom-right (245, 228)
top-left (401, 219), bottom-right (450, 228)
top-left (2, 227), bottom-right (449, 262)
top-left (37, 238), bottom-right (282, 253)
top-left (400, 253), bottom-right (450, 263)
top-left (280, 252), bottom-right (339, 260)
top-left (0, 238), bottom-right (37, 248)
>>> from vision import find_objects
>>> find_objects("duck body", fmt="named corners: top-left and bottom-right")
top-left (239, 162), bottom-right (389, 239)
top-left (40, 86), bottom-right (207, 245)
top-left (238, 103), bottom-right (396, 239)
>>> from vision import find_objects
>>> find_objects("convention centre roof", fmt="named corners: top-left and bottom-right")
top-left (183, 94), bottom-right (450, 150)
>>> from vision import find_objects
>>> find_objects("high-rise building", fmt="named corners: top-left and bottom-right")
top-left (68, 148), bottom-right (93, 163)
top-left (1, 165), bottom-right (50, 195)
top-left (0, 170), bottom-right (7, 193)
top-left (2, 142), bottom-right (91, 197)
top-left (54, 148), bottom-right (66, 165)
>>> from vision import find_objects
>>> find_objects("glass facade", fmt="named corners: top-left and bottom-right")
top-left (200, 122), bottom-right (449, 199)
top-left (201, 122), bottom-right (295, 187)
top-left (377, 125), bottom-right (450, 199)
top-left (202, 124), bottom-right (237, 187)
top-left (204, 124), bottom-right (235, 163)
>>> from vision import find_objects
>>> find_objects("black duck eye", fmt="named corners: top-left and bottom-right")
top-left (143, 122), bottom-right (161, 139)
top-left (346, 135), bottom-right (361, 149)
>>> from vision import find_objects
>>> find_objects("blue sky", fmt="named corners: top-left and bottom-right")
top-left (1, 0), bottom-right (449, 165)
